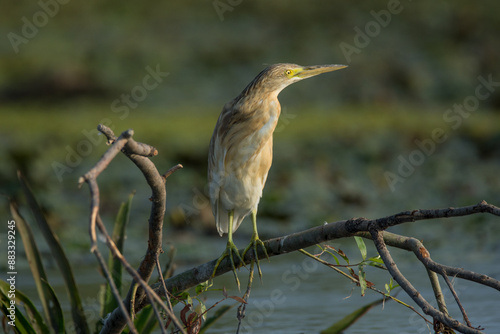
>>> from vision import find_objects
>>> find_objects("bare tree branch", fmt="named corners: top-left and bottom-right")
top-left (162, 163), bottom-right (183, 180)
top-left (80, 126), bottom-right (185, 334)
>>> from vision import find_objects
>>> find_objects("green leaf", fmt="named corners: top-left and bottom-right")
top-left (385, 278), bottom-right (400, 295)
top-left (320, 298), bottom-right (385, 334)
top-left (18, 172), bottom-right (90, 333)
top-left (367, 256), bottom-right (383, 264)
top-left (0, 280), bottom-right (50, 333)
top-left (195, 280), bottom-right (212, 295)
top-left (0, 293), bottom-right (37, 334)
top-left (195, 300), bottom-right (207, 321)
top-left (367, 256), bottom-right (386, 269)
top-left (10, 201), bottom-right (64, 333)
top-left (333, 247), bottom-right (350, 265)
top-left (320, 246), bottom-right (341, 265)
top-left (102, 192), bottom-right (134, 318)
top-left (354, 236), bottom-right (367, 261)
top-left (39, 278), bottom-right (65, 333)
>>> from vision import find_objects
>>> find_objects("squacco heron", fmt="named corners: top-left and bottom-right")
top-left (208, 63), bottom-right (347, 288)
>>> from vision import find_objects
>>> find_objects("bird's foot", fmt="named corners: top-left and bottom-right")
top-left (212, 240), bottom-right (245, 290)
top-left (242, 237), bottom-right (269, 281)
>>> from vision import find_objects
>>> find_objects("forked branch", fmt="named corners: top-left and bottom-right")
top-left (79, 125), bottom-right (184, 334)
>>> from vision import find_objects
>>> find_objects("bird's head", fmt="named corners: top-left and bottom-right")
top-left (244, 63), bottom-right (347, 97)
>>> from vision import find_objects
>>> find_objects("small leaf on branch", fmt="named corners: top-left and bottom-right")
top-left (354, 236), bottom-right (367, 260)
top-left (337, 248), bottom-right (349, 264)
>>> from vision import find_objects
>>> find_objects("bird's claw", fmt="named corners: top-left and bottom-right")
top-left (242, 238), bottom-right (269, 281)
top-left (212, 241), bottom-right (245, 290)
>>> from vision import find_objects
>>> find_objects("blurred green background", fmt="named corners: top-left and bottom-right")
top-left (1, 0), bottom-right (500, 268)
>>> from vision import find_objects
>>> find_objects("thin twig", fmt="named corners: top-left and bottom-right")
top-left (441, 273), bottom-right (472, 327)
top-left (155, 255), bottom-right (179, 333)
top-left (236, 261), bottom-right (255, 334)
top-left (162, 164), bottom-right (184, 180)
top-left (94, 215), bottom-right (171, 334)
top-left (426, 268), bottom-right (449, 316)
top-left (298, 248), bottom-right (431, 324)
top-left (82, 177), bottom-right (137, 334)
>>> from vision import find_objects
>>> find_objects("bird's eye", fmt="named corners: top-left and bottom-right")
top-left (285, 70), bottom-right (292, 76)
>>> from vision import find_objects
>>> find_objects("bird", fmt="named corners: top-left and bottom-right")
top-left (208, 63), bottom-right (347, 288)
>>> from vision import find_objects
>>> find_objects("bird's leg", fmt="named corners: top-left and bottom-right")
top-left (212, 210), bottom-right (245, 290)
top-left (242, 210), bottom-right (269, 280)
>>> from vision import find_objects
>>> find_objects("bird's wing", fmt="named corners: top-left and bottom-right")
top-left (208, 109), bottom-right (229, 235)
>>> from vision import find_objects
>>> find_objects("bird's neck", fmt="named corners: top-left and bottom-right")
top-left (233, 92), bottom-right (281, 121)
top-left (225, 93), bottom-right (281, 144)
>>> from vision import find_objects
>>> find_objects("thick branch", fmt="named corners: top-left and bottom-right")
top-left (96, 126), bottom-right (166, 298)
top-left (81, 126), bottom-right (183, 334)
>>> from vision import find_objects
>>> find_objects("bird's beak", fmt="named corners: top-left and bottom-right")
top-left (295, 64), bottom-right (348, 79)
